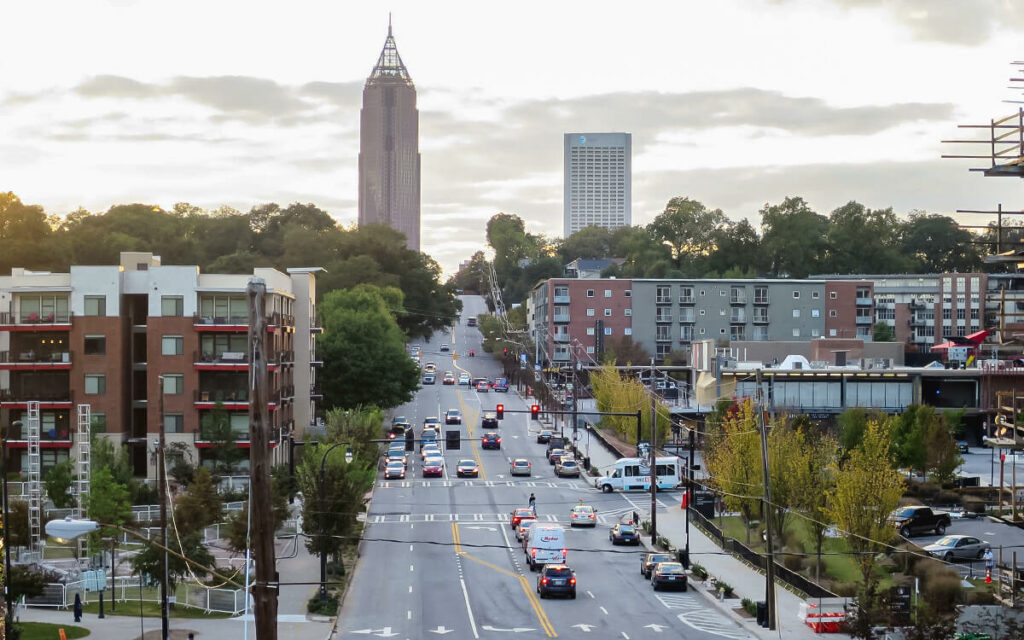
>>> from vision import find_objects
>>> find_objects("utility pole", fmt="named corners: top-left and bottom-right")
top-left (248, 279), bottom-right (278, 640)
top-left (649, 358), bottom-right (657, 543)
top-left (571, 359), bottom-right (579, 460)
top-left (755, 369), bottom-right (776, 630)
top-left (683, 426), bottom-right (695, 568)
top-left (157, 378), bottom-right (170, 640)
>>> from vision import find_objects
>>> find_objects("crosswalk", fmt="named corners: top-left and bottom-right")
top-left (656, 593), bottom-right (753, 639)
top-left (377, 479), bottom-right (586, 489)
top-left (362, 511), bottom-right (618, 525)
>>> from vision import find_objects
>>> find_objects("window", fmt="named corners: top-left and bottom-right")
top-left (624, 290), bottom-right (631, 298)
top-left (586, 346), bottom-right (595, 354)
top-left (587, 308), bottom-right (595, 317)
top-left (811, 329), bottom-right (820, 337)
top-left (942, 309), bottom-right (951, 320)
top-left (793, 291), bottom-right (800, 299)
top-left (656, 326), bottom-right (672, 340)
top-left (624, 328), bottom-right (632, 336)
top-left (624, 309), bottom-right (632, 317)
top-left (720, 290), bottom-right (726, 297)
top-left (754, 286), bottom-right (769, 304)
top-left (720, 328), bottom-right (726, 334)
top-left (753, 307), bottom-right (768, 323)
top-left (162, 335), bottom-right (184, 356)
top-left (554, 286), bottom-right (569, 297)
top-left (829, 310), bottom-right (837, 317)
top-left (586, 289), bottom-right (595, 298)
top-left (604, 309), bottom-right (611, 317)
top-left (793, 310), bottom-right (800, 318)
top-left (699, 328), bottom-right (706, 335)
top-left (699, 290), bottom-right (706, 297)
top-left (91, 413), bottom-right (107, 433)
top-left (84, 295), bottom-right (106, 316)
top-left (811, 309), bottom-right (820, 318)
top-left (656, 286), bottom-right (671, 303)
top-left (956, 308), bottom-right (966, 320)
top-left (812, 291), bottom-right (820, 299)
top-left (199, 296), bottom-right (248, 323)
top-left (971, 308), bottom-right (979, 320)
top-left (604, 328), bottom-right (612, 336)
top-left (162, 374), bottom-right (184, 395)
top-left (19, 295), bottom-right (70, 323)
top-left (730, 325), bottom-right (745, 341)
top-left (164, 414), bottom-right (185, 434)
top-left (161, 296), bottom-right (184, 317)
top-left (830, 291), bottom-right (837, 300)
top-left (84, 335), bottom-right (106, 355)
top-left (604, 290), bottom-right (612, 298)
top-left (586, 327), bottom-right (595, 336)
top-left (679, 308), bottom-right (694, 323)
top-left (680, 287), bottom-right (693, 303)
top-left (699, 309), bottom-right (706, 316)
top-left (680, 326), bottom-right (693, 342)
top-left (829, 329), bottom-right (837, 337)
top-left (792, 328), bottom-right (800, 337)
top-left (84, 374), bottom-right (106, 395)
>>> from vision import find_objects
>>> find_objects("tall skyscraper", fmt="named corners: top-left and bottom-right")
top-left (359, 23), bottom-right (421, 251)
top-left (563, 132), bottom-right (632, 237)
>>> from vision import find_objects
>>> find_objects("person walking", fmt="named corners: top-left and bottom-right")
top-left (528, 493), bottom-right (536, 514)
top-left (73, 593), bottom-right (83, 622)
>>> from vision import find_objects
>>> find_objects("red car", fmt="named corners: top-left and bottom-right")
top-left (510, 507), bottom-right (535, 529)
top-left (423, 458), bottom-right (444, 477)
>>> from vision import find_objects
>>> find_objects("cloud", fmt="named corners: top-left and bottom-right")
top-left (819, 0), bottom-right (1024, 45)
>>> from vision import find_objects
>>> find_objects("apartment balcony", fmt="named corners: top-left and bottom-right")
top-left (553, 295), bottom-right (571, 304)
top-left (193, 426), bottom-right (283, 447)
top-left (0, 387), bottom-right (74, 409)
top-left (268, 312), bottom-right (295, 329)
top-left (752, 314), bottom-right (769, 325)
top-left (310, 313), bottom-right (323, 335)
top-left (655, 314), bottom-right (673, 323)
top-left (856, 316), bottom-right (872, 325)
top-left (3, 419), bottom-right (73, 449)
top-left (553, 334), bottom-right (570, 343)
top-left (553, 313), bottom-right (571, 323)
top-left (677, 315), bottom-right (695, 324)
top-left (655, 334), bottom-right (672, 342)
top-left (730, 293), bottom-right (747, 305)
top-left (730, 314), bottom-right (746, 324)
top-left (194, 314), bottom-right (249, 331)
top-left (0, 311), bottom-right (72, 331)
top-left (909, 316), bottom-right (927, 327)
top-left (856, 297), bottom-right (873, 306)
top-left (656, 296), bottom-right (673, 304)
top-left (679, 296), bottom-right (695, 304)
top-left (194, 388), bottom-right (281, 410)
top-left (908, 300), bottom-right (926, 310)
top-left (0, 350), bottom-right (72, 370)
top-left (753, 294), bottom-right (769, 305)
top-left (194, 350), bottom-right (249, 371)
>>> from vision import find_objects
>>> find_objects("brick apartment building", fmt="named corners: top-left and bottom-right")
top-left (0, 252), bottom-right (321, 479)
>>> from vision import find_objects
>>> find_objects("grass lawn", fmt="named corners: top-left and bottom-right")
top-left (19, 622), bottom-right (90, 639)
top-left (81, 600), bottom-right (231, 619)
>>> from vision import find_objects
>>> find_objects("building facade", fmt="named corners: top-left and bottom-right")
top-left (563, 133), bottom-right (631, 237)
top-left (0, 253), bottom-right (321, 478)
top-left (531, 278), bottom-right (634, 364)
top-left (358, 24), bottom-right (421, 251)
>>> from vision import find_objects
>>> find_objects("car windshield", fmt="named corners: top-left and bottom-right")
top-left (387, 461), bottom-right (403, 468)
top-left (515, 508), bottom-right (533, 516)
top-left (545, 567), bottom-right (572, 577)
top-left (514, 460), bottom-right (529, 466)
top-left (560, 461), bottom-right (577, 467)
top-left (933, 536), bottom-right (959, 547)
top-left (657, 564), bottom-right (684, 573)
top-left (458, 461), bottom-right (475, 467)
top-left (649, 554), bottom-right (672, 563)
top-left (448, 410), bottom-right (460, 416)
top-left (894, 507), bottom-right (918, 518)
top-left (619, 525), bottom-right (635, 533)
top-left (574, 507), bottom-right (593, 514)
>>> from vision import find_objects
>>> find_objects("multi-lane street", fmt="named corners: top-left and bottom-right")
top-left (334, 296), bottom-right (748, 640)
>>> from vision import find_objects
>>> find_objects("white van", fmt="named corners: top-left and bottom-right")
top-left (596, 457), bottom-right (681, 493)
top-left (525, 524), bottom-right (567, 571)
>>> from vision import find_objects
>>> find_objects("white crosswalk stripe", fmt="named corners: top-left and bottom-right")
top-left (363, 512), bottom-right (616, 525)
top-left (656, 594), bottom-right (753, 639)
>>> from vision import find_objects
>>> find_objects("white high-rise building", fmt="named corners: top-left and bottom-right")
top-left (563, 132), bottom-right (632, 237)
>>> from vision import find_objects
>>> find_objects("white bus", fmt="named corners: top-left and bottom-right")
top-left (596, 457), bottom-right (681, 493)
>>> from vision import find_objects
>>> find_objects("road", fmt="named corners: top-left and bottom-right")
top-left (334, 296), bottom-right (746, 639)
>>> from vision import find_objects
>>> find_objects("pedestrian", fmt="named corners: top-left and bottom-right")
top-left (578, 497), bottom-right (584, 507)
top-left (984, 548), bottom-right (995, 571)
top-left (73, 593), bottom-right (83, 622)
top-left (528, 493), bottom-right (536, 514)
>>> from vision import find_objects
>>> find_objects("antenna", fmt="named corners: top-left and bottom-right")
top-left (388, 12), bottom-right (392, 35)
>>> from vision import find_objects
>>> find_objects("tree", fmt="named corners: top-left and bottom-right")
top-left (8, 501), bottom-right (30, 548)
top-left (759, 197), bottom-right (828, 278)
top-left (225, 468), bottom-right (292, 553)
top-left (647, 197), bottom-right (727, 273)
top-left (8, 564), bottom-right (60, 602)
top-left (826, 419), bottom-right (904, 593)
top-left (84, 467), bottom-right (133, 556)
top-left (899, 213), bottom-right (983, 273)
top-left (706, 219), bottom-right (764, 276)
top-left (872, 322), bottom-right (894, 342)
top-left (890, 405), bottom-right (961, 481)
top-left (325, 406), bottom-right (385, 466)
top-left (173, 467), bottom-right (223, 533)
top-left (132, 530), bottom-right (214, 590)
top-left (795, 429), bottom-right (838, 585)
top-left (318, 285), bottom-right (420, 409)
top-left (766, 421), bottom-right (812, 554)
top-left (589, 364), bottom-right (670, 445)
top-left (201, 404), bottom-right (247, 475)
top-left (44, 459), bottom-right (75, 509)
top-left (825, 202), bottom-right (908, 274)
top-left (702, 400), bottom-right (764, 544)
top-left (601, 336), bottom-right (651, 366)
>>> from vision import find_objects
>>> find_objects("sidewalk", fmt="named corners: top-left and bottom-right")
top-left (585, 428), bottom-right (850, 639)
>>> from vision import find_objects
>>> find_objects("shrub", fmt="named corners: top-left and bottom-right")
top-left (656, 535), bottom-right (672, 551)
top-left (830, 581), bottom-right (858, 597)
top-left (714, 579), bottom-right (734, 597)
top-left (307, 592), bottom-right (339, 615)
top-left (690, 563), bottom-right (708, 580)
top-left (741, 597), bottom-right (756, 616)
top-left (639, 519), bottom-right (651, 533)
top-left (920, 564), bottom-right (962, 614)
top-left (782, 553), bottom-right (803, 572)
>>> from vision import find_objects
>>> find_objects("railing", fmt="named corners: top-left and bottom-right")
top-left (753, 293), bottom-right (769, 305)
top-left (553, 334), bottom-right (570, 343)
top-left (0, 350), bottom-right (72, 364)
top-left (656, 295), bottom-right (672, 304)
top-left (0, 387), bottom-right (73, 403)
top-left (27, 579), bottom-right (247, 615)
top-left (730, 313), bottom-right (745, 323)
top-left (679, 295), bottom-right (695, 304)
top-left (856, 297), bottom-right (873, 306)
top-left (553, 295), bottom-right (571, 304)
top-left (194, 350), bottom-right (248, 364)
top-left (193, 314), bottom-right (248, 326)
top-left (553, 313), bottom-right (571, 323)
top-left (0, 311), bottom-right (72, 325)
top-left (655, 314), bottom-right (672, 322)
top-left (855, 316), bottom-right (872, 324)
top-left (730, 292), bottom-right (746, 304)
top-left (752, 313), bottom-right (769, 324)
top-left (195, 389), bottom-right (250, 403)
top-left (276, 349), bottom-right (294, 363)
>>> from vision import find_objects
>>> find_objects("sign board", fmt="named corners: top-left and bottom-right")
top-left (949, 346), bottom-right (970, 362)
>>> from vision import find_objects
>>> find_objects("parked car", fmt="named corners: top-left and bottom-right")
top-left (609, 523), bottom-right (640, 545)
top-left (650, 562), bottom-right (687, 591)
top-left (481, 432), bottom-right (502, 450)
top-left (536, 429), bottom-right (553, 444)
top-left (957, 441), bottom-right (969, 454)
top-left (445, 409), bottom-right (462, 424)
top-left (924, 535), bottom-right (990, 561)
top-left (890, 506), bottom-right (952, 537)
top-left (536, 564), bottom-right (576, 599)
top-left (548, 448), bottom-right (566, 465)
top-left (509, 458), bottom-right (532, 476)
top-left (641, 553), bottom-right (675, 579)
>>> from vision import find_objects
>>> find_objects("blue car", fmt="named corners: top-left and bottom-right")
top-left (536, 564), bottom-right (576, 599)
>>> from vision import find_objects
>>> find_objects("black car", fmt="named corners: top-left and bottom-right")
top-left (609, 523), bottom-right (640, 546)
top-left (481, 413), bottom-right (499, 429)
top-left (536, 564), bottom-right (576, 599)
top-left (641, 552), bottom-right (674, 579)
top-left (957, 440), bottom-right (969, 454)
top-left (481, 432), bottom-right (502, 450)
top-left (650, 562), bottom-right (688, 591)
top-left (536, 429), bottom-right (553, 444)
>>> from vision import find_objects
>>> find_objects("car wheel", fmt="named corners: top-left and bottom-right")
top-left (538, 590), bottom-right (545, 599)
top-left (900, 526), bottom-right (911, 538)
top-left (681, 583), bottom-right (687, 592)
top-left (602, 484), bottom-right (613, 494)
top-left (935, 524), bottom-right (946, 536)
top-left (943, 552), bottom-right (954, 562)
top-left (652, 582), bottom-right (659, 591)
top-left (645, 571), bottom-right (651, 579)
top-left (570, 591), bottom-right (576, 599)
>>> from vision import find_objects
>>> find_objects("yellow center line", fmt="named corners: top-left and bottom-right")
top-left (452, 523), bottom-right (557, 637)
top-left (457, 389), bottom-right (487, 480)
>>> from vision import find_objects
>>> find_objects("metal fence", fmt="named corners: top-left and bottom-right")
top-left (25, 578), bottom-right (247, 615)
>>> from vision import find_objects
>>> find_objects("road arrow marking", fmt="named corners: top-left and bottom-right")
top-left (644, 623), bottom-right (667, 632)
top-left (572, 623), bottom-right (596, 632)
top-left (465, 526), bottom-right (497, 531)
top-left (481, 626), bottom-right (536, 633)
top-left (350, 631), bottom-right (373, 635)
top-left (375, 628), bottom-right (398, 638)
top-left (428, 626), bottom-right (454, 635)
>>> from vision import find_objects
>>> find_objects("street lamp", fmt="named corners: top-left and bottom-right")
top-left (317, 443), bottom-right (352, 601)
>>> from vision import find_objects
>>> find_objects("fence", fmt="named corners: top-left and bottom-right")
top-left (690, 508), bottom-right (837, 599)
top-left (26, 577), bottom-right (247, 615)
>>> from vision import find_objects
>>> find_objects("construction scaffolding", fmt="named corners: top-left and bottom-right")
top-left (75, 404), bottom-right (91, 516)
top-left (25, 401), bottom-right (41, 550)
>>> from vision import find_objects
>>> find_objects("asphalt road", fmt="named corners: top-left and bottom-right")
top-left (334, 296), bottom-right (746, 640)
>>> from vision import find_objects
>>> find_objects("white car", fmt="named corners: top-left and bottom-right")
top-left (509, 459), bottom-right (532, 476)
top-left (569, 505), bottom-right (597, 527)
top-left (458, 373), bottom-right (471, 385)
top-left (421, 443), bottom-right (441, 460)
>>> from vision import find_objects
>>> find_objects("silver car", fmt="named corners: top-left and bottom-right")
top-left (923, 535), bottom-right (990, 561)
top-left (510, 458), bottom-right (532, 476)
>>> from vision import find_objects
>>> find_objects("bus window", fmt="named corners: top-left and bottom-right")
top-left (612, 470), bottom-right (621, 478)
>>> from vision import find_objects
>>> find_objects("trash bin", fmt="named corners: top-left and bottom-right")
top-left (677, 549), bottom-right (689, 568)
top-left (756, 601), bottom-right (767, 627)
top-left (582, 457), bottom-right (590, 470)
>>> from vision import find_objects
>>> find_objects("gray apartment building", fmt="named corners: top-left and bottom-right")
top-left (358, 24), bottom-right (421, 251)
top-left (564, 133), bottom-right (631, 237)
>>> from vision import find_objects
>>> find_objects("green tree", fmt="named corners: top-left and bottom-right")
top-left (173, 467), bottom-right (223, 532)
top-left (766, 420), bottom-right (811, 553)
top-left (705, 219), bottom-right (764, 276)
top-left (647, 197), bottom-right (728, 272)
top-left (556, 226), bottom-right (618, 262)
top-left (899, 213), bottom-right (983, 273)
top-left (318, 285), bottom-right (420, 409)
top-left (8, 501), bottom-right (30, 548)
top-left (589, 364), bottom-right (670, 445)
top-left (44, 459), bottom-right (75, 509)
top-left (601, 336), bottom-right (651, 366)
top-left (201, 404), bottom-right (247, 475)
top-left (794, 428), bottom-right (838, 585)
top-left (826, 419), bottom-right (904, 593)
top-left (449, 251), bottom-right (490, 294)
top-left (872, 322), bottom-right (894, 342)
top-left (225, 468), bottom-right (292, 553)
top-left (325, 406), bottom-right (384, 465)
top-left (84, 467), bottom-right (133, 554)
top-left (132, 530), bottom-right (215, 590)
top-left (702, 399), bottom-right (763, 545)
top-left (760, 196), bottom-right (828, 278)
top-left (825, 201), bottom-right (908, 274)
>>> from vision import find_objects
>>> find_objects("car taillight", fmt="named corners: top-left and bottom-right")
top-left (562, 549), bottom-right (567, 558)
top-left (497, 438), bottom-right (502, 443)
top-left (531, 549), bottom-right (537, 558)
top-left (541, 578), bottom-right (548, 585)
top-left (569, 577), bottom-right (576, 585)
top-left (589, 514), bottom-right (595, 519)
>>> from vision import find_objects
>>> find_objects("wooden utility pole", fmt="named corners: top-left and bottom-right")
top-left (755, 369), bottom-right (776, 630)
top-left (248, 279), bottom-right (278, 640)
top-left (158, 380), bottom-right (169, 640)
top-left (649, 358), bottom-right (658, 543)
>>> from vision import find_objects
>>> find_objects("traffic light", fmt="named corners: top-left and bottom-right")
top-left (530, 405), bottom-right (540, 420)
top-left (446, 430), bottom-right (461, 450)
top-left (496, 404), bottom-right (504, 420)
top-left (405, 428), bottom-right (415, 452)
top-left (503, 348), bottom-right (508, 357)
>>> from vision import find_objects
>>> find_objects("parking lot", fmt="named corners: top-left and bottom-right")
top-left (904, 515), bottom-right (1024, 578)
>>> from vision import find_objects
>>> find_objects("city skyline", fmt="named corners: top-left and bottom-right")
top-left (3, 1), bottom-right (1024, 275)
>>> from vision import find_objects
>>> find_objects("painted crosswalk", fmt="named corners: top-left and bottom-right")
top-left (377, 479), bottom-right (585, 489)
top-left (363, 511), bottom-right (616, 525)
top-left (656, 593), bottom-right (754, 639)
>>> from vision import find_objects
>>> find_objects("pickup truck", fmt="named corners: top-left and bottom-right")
top-left (890, 506), bottom-right (952, 538)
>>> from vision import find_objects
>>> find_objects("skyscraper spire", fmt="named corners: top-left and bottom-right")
top-left (369, 21), bottom-right (412, 85)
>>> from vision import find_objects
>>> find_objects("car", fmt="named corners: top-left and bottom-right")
top-left (423, 363), bottom-right (436, 373)
top-left (609, 523), bottom-right (640, 545)
top-left (481, 413), bottom-right (499, 429)
top-left (386, 452), bottom-right (408, 467)
top-left (423, 457), bottom-right (444, 477)
top-left (467, 317), bottom-right (477, 327)
top-left (493, 378), bottom-right (509, 392)
top-left (445, 409), bottom-right (463, 425)
top-left (510, 459), bottom-right (532, 476)
top-left (423, 417), bottom-right (441, 429)
top-left (442, 372), bottom-right (456, 385)
top-left (569, 505), bottom-right (597, 527)
top-left (456, 459), bottom-right (479, 478)
top-left (388, 422), bottom-right (408, 440)
top-left (555, 458), bottom-right (580, 478)
top-left (641, 552), bottom-right (675, 579)
top-left (548, 448), bottom-right (566, 465)
top-left (957, 441), bottom-right (969, 454)
top-left (392, 416), bottom-right (409, 427)
top-left (458, 373), bottom-right (471, 385)
top-left (650, 562), bottom-right (687, 591)
top-left (536, 564), bottom-right (576, 599)
top-left (422, 373), bottom-right (436, 385)
top-left (923, 535), bottom-right (991, 561)
top-left (510, 507), bottom-right (535, 528)
top-left (475, 380), bottom-right (489, 392)
top-left (481, 432), bottom-right (502, 450)
top-left (891, 506), bottom-right (952, 537)
top-left (516, 517), bottom-right (538, 542)
top-left (420, 442), bottom-right (441, 459)
top-left (440, 344), bottom-right (450, 352)
top-left (536, 429), bottom-right (553, 444)
top-left (384, 460), bottom-right (406, 479)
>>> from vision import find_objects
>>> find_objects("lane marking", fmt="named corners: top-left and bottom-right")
top-left (587, 590), bottom-right (595, 599)
top-left (410, 545), bottom-right (414, 552)
top-left (600, 606), bottom-right (608, 615)
top-left (408, 609), bottom-right (412, 620)
top-left (457, 389), bottom-right (487, 480)
top-left (460, 577), bottom-right (480, 639)
top-left (410, 564), bottom-right (415, 572)
top-left (409, 585), bottom-right (413, 594)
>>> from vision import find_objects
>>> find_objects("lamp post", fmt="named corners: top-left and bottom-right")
top-left (317, 443), bottom-right (352, 601)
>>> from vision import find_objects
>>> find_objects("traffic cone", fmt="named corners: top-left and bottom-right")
top-left (986, 568), bottom-right (992, 584)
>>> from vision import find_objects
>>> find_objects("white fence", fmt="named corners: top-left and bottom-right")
top-left (26, 578), bottom-right (248, 615)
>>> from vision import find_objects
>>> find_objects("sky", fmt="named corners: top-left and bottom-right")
top-left (3, 0), bottom-right (1024, 276)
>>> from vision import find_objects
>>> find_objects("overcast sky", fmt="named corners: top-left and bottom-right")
top-left (3, 0), bottom-right (1024, 275)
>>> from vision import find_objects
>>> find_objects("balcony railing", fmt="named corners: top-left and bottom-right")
top-left (553, 334), bottom-right (570, 343)
top-left (655, 314), bottom-right (673, 323)
top-left (5, 422), bottom-right (72, 441)
top-left (553, 313), bottom-right (570, 323)
top-left (753, 293), bottom-right (770, 305)
top-left (195, 389), bottom-right (250, 403)
top-left (0, 350), bottom-right (72, 364)
top-left (195, 350), bottom-right (248, 365)
top-left (553, 294), bottom-right (570, 304)
top-left (656, 295), bottom-right (672, 304)
top-left (0, 388), bottom-right (74, 403)
top-left (856, 297), bottom-right (873, 306)
top-left (855, 316), bottom-right (872, 325)
top-left (655, 333), bottom-right (672, 342)
top-left (678, 314), bottom-right (695, 324)
top-left (730, 292), bottom-right (746, 304)
top-left (679, 295), bottom-right (695, 304)
top-left (0, 311), bottom-right (72, 325)
top-left (194, 314), bottom-right (248, 326)
top-left (753, 314), bottom-right (769, 324)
